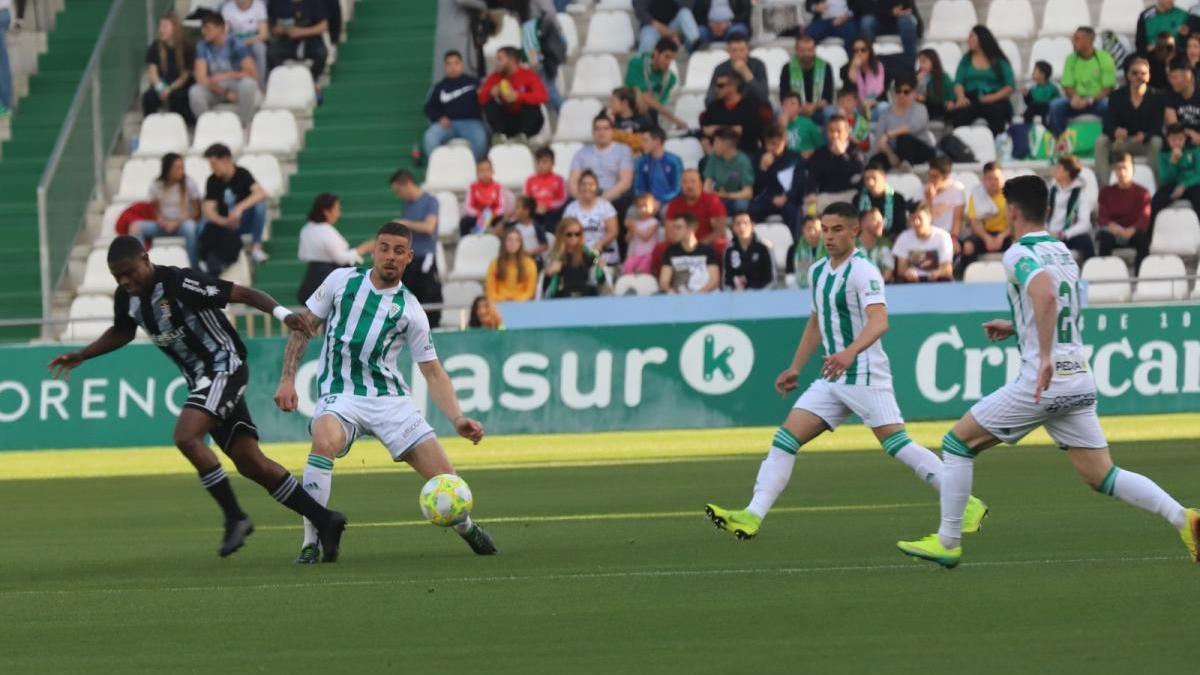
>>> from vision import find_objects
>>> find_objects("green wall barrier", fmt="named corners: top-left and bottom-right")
top-left (1, 305), bottom-right (1197, 450)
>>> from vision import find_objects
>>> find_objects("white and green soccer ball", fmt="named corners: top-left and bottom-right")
top-left (419, 474), bottom-right (473, 527)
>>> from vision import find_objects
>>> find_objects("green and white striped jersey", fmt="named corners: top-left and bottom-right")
top-left (1004, 232), bottom-right (1087, 387)
top-left (305, 268), bottom-right (438, 398)
top-left (808, 250), bottom-right (892, 387)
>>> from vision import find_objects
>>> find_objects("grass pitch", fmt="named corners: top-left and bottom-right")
top-left (2, 415), bottom-right (1198, 673)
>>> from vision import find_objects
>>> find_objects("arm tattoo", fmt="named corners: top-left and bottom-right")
top-left (280, 310), bottom-right (320, 380)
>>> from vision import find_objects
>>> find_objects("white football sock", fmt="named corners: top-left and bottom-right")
top-left (937, 434), bottom-right (975, 549)
top-left (452, 515), bottom-right (475, 534)
top-left (746, 429), bottom-right (801, 519)
top-left (301, 453), bottom-right (334, 547)
top-left (1102, 467), bottom-right (1188, 529)
top-left (882, 431), bottom-right (942, 490)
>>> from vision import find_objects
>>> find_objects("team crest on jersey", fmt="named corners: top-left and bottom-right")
top-left (389, 303), bottom-right (402, 319)
top-left (869, 280), bottom-right (881, 291)
top-left (158, 298), bottom-right (172, 318)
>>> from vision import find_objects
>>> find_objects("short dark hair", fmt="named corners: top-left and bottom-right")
top-left (929, 155), bottom-right (953, 175)
top-left (732, 211), bottom-right (752, 221)
top-left (1169, 57), bottom-right (1193, 72)
top-left (1113, 150), bottom-right (1134, 164)
top-left (516, 195), bottom-right (536, 213)
top-left (983, 161), bottom-right (1002, 173)
top-left (893, 73), bottom-right (917, 90)
top-left (203, 143), bottom-right (232, 159)
top-left (643, 126), bottom-right (666, 143)
top-left (534, 146), bottom-right (555, 162)
top-left (1002, 175), bottom-right (1049, 224)
top-left (763, 122), bottom-right (786, 142)
top-left (443, 50), bottom-right (462, 61)
top-left (796, 33), bottom-right (816, 46)
top-left (728, 34), bottom-right (749, 46)
top-left (713, 126), bottom-right (739, 143)
top-left (1076, 26), bottom-right (1095, 39)
top-left (200, 12), bottom-right (225, 28)
top-left (476, 157), bottom-right (493, 169)
top-left (1034, 60), bottom-right (1053, 79)
top-left (611, 86), bottom-right (638, 110)
top-left (592, 113), bottom-right (613, 129)
top-left (1057, 154), bottom-right (1082, 179)
top-left (377, 221), bottom-right (413, 240)
top-left (497, 46), bottom-right (521, 61)
top-left (676, 212), bottom-right (698, 229)
top-left (654, 37), bottom-right (678, 54)
top-left (1166, 122), bottom-right (1187, 136)
top-left (826, 113), bottom-right (848, 125)
top-left (822, 201), bottom-right (860, 222)
top-left (837, 84), bottom-right (858, 99)
top-left (864, 158), bottom-right (889, 174)
top-left (107, 235), bottom-right (147, 263)
top-left (389, 168), bottom-right (416, 186)
top-left (781, 92), bottom-right (801, 104)
top-left (307, 193), bottom-right (338, 223)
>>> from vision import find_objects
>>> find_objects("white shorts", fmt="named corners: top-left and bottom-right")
top-left (793, 379), bottom-right (904, 430)
top-left (312, 393), bottom-right (436, 461)
top-left (969, 376), bottom-right (1107, 449)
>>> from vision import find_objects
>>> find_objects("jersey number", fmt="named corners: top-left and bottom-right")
top-left (1057, 282), bottom-right (1074, 343)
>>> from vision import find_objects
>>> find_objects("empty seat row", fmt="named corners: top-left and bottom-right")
top-left (926, 0), bottom-right (1141, 43)
top-left (135, 109), bottom-right (301, 158)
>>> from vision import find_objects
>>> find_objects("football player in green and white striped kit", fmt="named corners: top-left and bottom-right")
top-left (706, 202), bottom-right (989, 541)
top-left (275, 221), bottom-right (497, 563)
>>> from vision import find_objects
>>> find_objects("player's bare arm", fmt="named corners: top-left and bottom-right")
top-left (274, 309), bottom-right (325, 412)
top-left (47, 324), bottom-right (137, 381)
top-left (418, 359), bottom-right (484, 445)
top-left (228, 284), bottom-right (313, 338)
top-left (982, 319), bottom-right (1015, 342)
top-left (823, 304), bottom-right (888, 381)
top-left (776, 312), bottom-right (822, 395)
top-left (1026, 272), bottom-right (1058, 402)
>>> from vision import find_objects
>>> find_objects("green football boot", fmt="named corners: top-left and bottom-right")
top-left (897, 534), bottom-right (962, 568)
top-left (962, 496), bottom-right (990, 534)
top-left (704, 503), bottom-right (762, 540)
top-left (294, 543), bottom-right (320, 565)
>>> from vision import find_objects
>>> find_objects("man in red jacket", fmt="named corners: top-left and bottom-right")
top-left (478, 46), bottom-right (549, 142)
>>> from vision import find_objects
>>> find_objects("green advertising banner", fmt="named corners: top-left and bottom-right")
top-left (1, 305), bottom-right (1197, 451)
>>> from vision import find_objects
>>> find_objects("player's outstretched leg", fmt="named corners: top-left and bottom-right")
top-left (1069, 449), bottom-right (1199, 563)
top-left (173, 409), bottom-right (254, 557)
top-left (406, 438), bottom-right (497, 555)
top-left (876, 426), bottom-right (989, 534)
top-left (295, 415), bottom-right (344, 564)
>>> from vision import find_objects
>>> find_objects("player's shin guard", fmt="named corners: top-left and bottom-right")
top-left (937, 433), bottom-right (975, 548)
top-left (270, 474), bottom-right (331, 530)
top-left (881, 431), bottom-right (943, 490)
top-left (746, 428), bottom-right (801, 519)
top-left (199, 465), bottom-right (247, 522)
top-left (301, 454), bottom-right (334, 547)
top-left (1098, 466), bottom-right (1188, 529)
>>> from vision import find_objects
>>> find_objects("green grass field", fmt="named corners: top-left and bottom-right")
top-left (2, 418), bottom-right (1198, 673)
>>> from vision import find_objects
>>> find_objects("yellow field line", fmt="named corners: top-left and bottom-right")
top-left (1, 413), bottom-right (1196, 481)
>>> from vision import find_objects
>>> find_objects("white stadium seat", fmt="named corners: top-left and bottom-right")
top-left (1081, 256), bottom-right (1131, 304)
top-left (133, 113), bottom-right (188, 157)
top-left (239, 154), bottom-right (285, 198)
top-left (185, 156), bottom-right (212, 189)
top-left (887, 173), bottom-right (924, 204)
top-left (554, 98), bottom-right (605, 142)
top-left (557, 13), bottom-right (580, 58)
top-left (114, 158), bottom-right (160, 203)
top-left (449, 234), bottom-right (501, 281)
top-left (925, 42), bottom-right (964, 75)
top-left (63, 294), bottom-right (116, 342)
top-left (245, 110), bottom-right (300, 156)
top-left (664, 137), bottom-right (704, 169)
top-left (1150, 209), bottom-right (1200, 257)
top-left (440, 280), bottom-right (485, 328)
top-left (424, 145), bottom-right (476, 192)
top-left (999, 39), bottom-right (1023, 84)
top-left (1028, 37), bottom-right (1073, 79)
top-left (613, 273), bottom-right (659, 296)
top-left (986, 0), bottom-right (1036, 40)
top-left (1098, 0), bottom-right (1142, 35)
top-left (816, 45), bottom-right (848, 88)
top-left (755, 223), bottom-right (794, 272)
top-left (262, 65), bottom-right (317, 111)
top-left (1079, 166), bottom-right (1099, 207)
top-left (751, 47), bottom-right (790, 91)
top-left (98, 204), bottom-right (124, 240)
top-left (435, 191), bottom-right (461, 242)
top-left (550, 141), bottom-right (582, 178)
top-left (951, 171), bottom-right (979, 193)
top-left (583, 11), bottom-right (635, 54)
top-left (1113, 163), bottom-right (1157, 193)
top-left (488, 143), bottom-right (537, 190)
top-left (191, 111), bottom-right (244, 155)
top-left (925, 0), bottom-right (978, 41)
top-left (953, 127), bottom-right (997, 164)
top-left (78, 248), bottom-right (118, 295)
top-left (963, 260), bottom-right (1007, 282)
top-left (1040, 0), bottom-right (1091, 37)
top-left (684, 50), bottom-right (728, 93)
top-left (673, 93), bottom-right (706, 129)
top-left (595, 0), bottom-right (634, 10)
top-left (481, 13), bottom-right (521, 56)
top-left (571, 54), bottom-right (623, 97)
top-left (148, 243), bottom-right (189, 269)
top-left (1133, 255), bottom-right (1189, 302)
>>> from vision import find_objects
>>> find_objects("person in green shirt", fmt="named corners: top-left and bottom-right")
top-left (703, 126), bottom-right (754, 213)
top-left (1023, 60), bottom-right (1060, 124)
top-left (916, 48), bottom-right (957, 122)
top-left (1151, 123), bottom-right (1200, 225)
top-left (779, 92), bottom-right (826, 157)
top-left (788, 215), bottom-right (828, 289)
top-left (1135, 0), bottom-right (1190, 56)
top-left (624, 37), bottom-right (686, 130)
top-left (947, 26), bottom-right (1016, 136)
top-left (1047, 27), bottom-right (1116, 137)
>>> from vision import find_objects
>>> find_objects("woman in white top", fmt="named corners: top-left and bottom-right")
top-left (221, 0), bottom-right (269, 89)
top-left (562, 169), bottom-right (619, 265)
top-left (131, 152), bottom-right (201, 268)
top-left (296, 193), bottom-right (374, 302)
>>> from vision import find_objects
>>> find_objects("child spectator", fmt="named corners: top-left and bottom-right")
top-left (608, 87), bottom-right (653, 153)
top-left (468, 296), bottom-right (503, 329)
top-left (460, 158), bottom-right (512, 236)
top-left (486, 228), bottom-right (539, 302)
top-left (924, 155), bottom-right (965, 242)
top-left (858, 207), bottom-right (895, 282)
top-left (834, 85), bottom-right (873, 154)
top-left (750, 123), bottom-right (806, 228)
top-left (703, 126), bottom-right (755, 213)
top-left (502, 196), bottom-right (549, 263)
top-left (524, 146), bottom-right (568, 231)
top-left (545, 218), bottom-right (607, 298)
top-left (724, 212), bottom-right (776, 290)
top-left (1152, 123), bottom-right (1200, 224)
top-left (785, 214), bottom-right (827, 288)
top-left (634, 126), bottom-right (684, 205)
top-left (779, 92), bottom-right (825, 158)
top-left (1047, 155), bottom-right (1095, 262)
top-left (1023, 60), bottom-right (1059, 125)
top-left (624, 194), bottom-right (662, 275)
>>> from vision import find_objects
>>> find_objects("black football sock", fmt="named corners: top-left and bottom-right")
top-left (270, 474), bottom-right (332, 530)
top-left (199, 466), bottom-right (247, 522)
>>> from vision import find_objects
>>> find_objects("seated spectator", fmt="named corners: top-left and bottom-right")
top-left (804, 0), bottom-right (858, 53)
top-left (1048, 27), bottom-right (1117, 138)
top-left (563, 169), bottom-right (620, 265)
top-left (915, 48), bottom-right (956, 122)
top-left (695, 0), bottom-right (752, 46)
top-left (704, 127), bottom-right (754, 213)
top-left (1096, 57), bottom-right (1163, 186)
top-left (545, 218), bottom-right (606, 298)
top-left (478, 46), bottom-right (548, 142)
top-left (924, 155), bottom-right (965, 243)
top-left (1022, 60), bottom-right (1059, 125)
top-left (705, 35), bottom-right (767, 106)
top-left (1148, 32), bottom-right (1177, 91)
top-left (389, 169), bottom-right (443, 325)
top-left (502, 196), bottom-right (550, 262)
top-left (520, 8), bottom-right (566, 112)
top-left (143, 12), bottom-right (195, 124)
top-left (832, 85), bottom-right (873, 154)
top-left (1152, 123), bottom-right (1200, 223)
top-left (608, 87), bottom-right (654, 153)
top-left (749, 123), bottom-right (805, 229)
top-left (624, 193), bottom-right (662, 275)
top-left (650, 207), bottom-right (686, 279)
top-left (189, 13), bottom-right (260, 127)
top-left (858, 207), bottom-right (895, 282)
top-left (779, 93), bottom-right (825, 158)
top-left (724, 212), bottom-right (775, 290)
top-left (701, 72), bottom-right (773, 156)
top-left (947, 25), bottom-right (1015, 136)
top-left (267, 0), bottom-right (328, 83)
top-left (1165, 58), bottom-right (1200, 144)
top-left (468, 296), bottom-right (503, 329)
top-left (894, 204), bottom-right (954, 282)
top-left (460, 158), bottom-right (513, 236)
top-left (525, 146), bottom-right (568, 232)
top-left (486, 227), bottom-right (539, 302)
top-left (859, 0), bottom-right (921, 70)
top-left (872, 74), bottom-right (935, 168)
top-left (1046, 155), bottom-right (1096, 262)
top-left (634, 0), bottom-right (700, 53)
top-left (856, 160), bottom-right (908, 239)
top-left (624, 38), bottom-right (686, 130)
top-left (1136, 0), bottom-right (1190, 57)
top-left (569, 115), bottom-right (635, 234)
top-left (200, 143), bottom-right (268, 272)
top-left (222, 0), bottom-right (268, 89)
top-left (660, 214), bottom-right (721, 294)
top-left (635, 126), bottom-right (684, 205)
top-left (1098, 152), bottom-right (1152, 267)
top-left (1186, 33), bottom-right (1200, 74)
top-left (959, 162), bottom-right (1011, 274)
top-left (780, 35), bottom-right (835, 125)
top-left (785, 214), bottom-right (827, 288)
top-left (805, 115), bottom-right (863, 215)
top-left (842, 38), bottom-right (888, 114)
top-left (423, 51), bottom-right (487, 161)
top-left (296, 192), bottom-right (373, 303)
top-left (667, 169), bottom-right (729, 255)
top-left (131, 152), bottom-right (201, 269)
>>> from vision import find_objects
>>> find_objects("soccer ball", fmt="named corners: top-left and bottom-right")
top-left (418, 474), bottom-right (473, 526)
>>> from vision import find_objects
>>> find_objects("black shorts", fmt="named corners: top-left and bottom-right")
top-left (184, 367), bottom-right (259, 452)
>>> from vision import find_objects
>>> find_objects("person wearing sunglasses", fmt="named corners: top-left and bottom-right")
top-left (872, 74), bottom-right (935, 169)
top-left (544, 218), bottom-right (607, 298)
